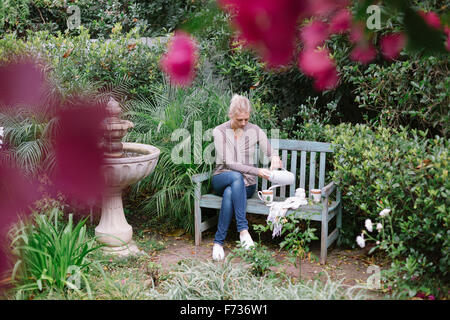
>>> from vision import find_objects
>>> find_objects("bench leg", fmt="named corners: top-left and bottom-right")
top-left (336, 190), bottom-right (342, 243)
top-left (194, 205), bottom-right (201, 246)
top-left (194, 184), bottom-right (202, 246)
top-left (320, 220), bottom-right (328, 264)
top-left (320, 201), bottom-right (329, 265)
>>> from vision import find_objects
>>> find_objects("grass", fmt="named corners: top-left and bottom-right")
top-left (145, 258), bottom-right (370, 300)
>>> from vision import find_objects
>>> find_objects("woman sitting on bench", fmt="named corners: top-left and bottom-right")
top-left (211, 94), bottom-right (282, 261)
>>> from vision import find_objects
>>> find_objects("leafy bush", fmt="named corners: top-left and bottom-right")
top-left (325, 123), bottom-right (449, 297)
top-left (230, 242), bottom-right (279, 277)
top-left (0, 26), bottom-right (166, 99)
top-left (343, 54), bottom-right (450, 138)
top-left (7, 204), bottom-right (102, 299)
top-left (0, 0), bottom-right (207, 38)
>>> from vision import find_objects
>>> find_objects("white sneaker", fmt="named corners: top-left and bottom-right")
top-left (239, 232), bottom-right (255, 249)
top-left (212, 243), bottom-right (225, 261)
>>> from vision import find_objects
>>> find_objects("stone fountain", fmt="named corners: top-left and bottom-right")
top-left (95, 97), bottom-right (160, 256)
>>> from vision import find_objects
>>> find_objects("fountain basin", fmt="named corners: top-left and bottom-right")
top-left (95, 142), bottom-right (160, 253)
top-left (102, 143), bottom-right (160, 187)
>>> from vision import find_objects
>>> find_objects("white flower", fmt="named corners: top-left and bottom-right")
top-left (376, 241), bottom-right (380, 245)
top-left (376, 223), bottom-right (383, 232)
top-left (379, 208), bottom-right (391, 217)
top-left (356, 234), bottom-right (365, 248)
top-left (365, 219), bottom-right (373, 232)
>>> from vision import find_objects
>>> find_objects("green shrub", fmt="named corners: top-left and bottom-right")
top-left (0, 0), bottom-right (207, 38)
top-left (0, 27), bottom-right (166, 99)
top-left (230, 242), bottom-right (279, 277)
top-left (7, 204), bottom-right (102, 299)
top-left (325, 123), bottom-right (449, 297)
top-left (343, 54), bottom-right (450, 138)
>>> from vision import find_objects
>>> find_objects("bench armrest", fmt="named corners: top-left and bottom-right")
top-left (321, 181), bottom-right (337, 198)
top-left (192, 171), bottom-right (213, 184)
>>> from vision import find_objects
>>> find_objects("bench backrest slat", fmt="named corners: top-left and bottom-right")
top-left (269, 139), bottom-right (333, 153)
top-left (280, 149), bottom-right (288, 198)
top-left (319, 152), bottom-right (326, 189)
top-left (289, 150), bottom-right (297, 197)
top-left (309, 151), bottom-right (316, 192)
top-left (250, 139), bottom-right (332, 197)
top-left (299, 150), bottom-right (307, 190)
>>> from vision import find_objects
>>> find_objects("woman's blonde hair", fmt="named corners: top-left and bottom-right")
top-left (228, 94), bottom-right (252, 118)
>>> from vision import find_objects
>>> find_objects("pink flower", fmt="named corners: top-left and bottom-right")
top-left (52, 100), bottom-right (107, 203)
top-left (306, 0), bottom-right (350, 17)
top-left (350, 43), bottom-right (377, 64)
top-left (349, 21), bottom-right (365, 44)
top-left (0, 155), bottom-right (40, 275)
top-left (314, 67), bottom-right (339, 91)
top-left (445, 26), bottom-right (450, 52)
top-left (0, 158), bottom-right (40, 225)
top-left (219, 0), bottom-right (308, 67)
top-left (160, 32), bottom-right (198, 87)
top-left (415, 292), bottom-right (426, 299)
top-left (300, 20), bottom-right (329, 49)
top-left (329, 8), bottom-right (352, 34)
top-left (0, 58), bottom-right (48, 110)
top-left (380, 33), bottom-right (406, 60)
top-left (418, 10), bottom-right (442, 30)
top-left (298, 48), bottom-right (339, 91)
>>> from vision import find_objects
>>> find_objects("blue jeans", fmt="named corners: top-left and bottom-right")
top-left (212, 171), bottom-right (256, 245)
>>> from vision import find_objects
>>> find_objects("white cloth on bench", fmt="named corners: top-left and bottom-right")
top-left (266, 197), bottom-right (308, 237)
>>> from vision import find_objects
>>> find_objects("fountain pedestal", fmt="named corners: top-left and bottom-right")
top-left (95, 98), bottom-right (160, 256)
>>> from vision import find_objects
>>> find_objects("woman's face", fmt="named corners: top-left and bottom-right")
top-left (230, 111), bottom-right (250, 130)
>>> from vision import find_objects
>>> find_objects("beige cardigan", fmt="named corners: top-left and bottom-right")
top-left (212, 120), bottom-right (277, 186)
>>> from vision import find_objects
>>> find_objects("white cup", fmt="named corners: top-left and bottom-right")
top-left (311, 189), bottom-right (322, 203)
top-left (258, 189), bottom-right (274, 204)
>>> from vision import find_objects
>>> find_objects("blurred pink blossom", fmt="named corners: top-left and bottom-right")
top-left (0, 59), bottom-right (48, 110)
top-left (160, 32), bottom-right (198, 87)
top-left (314, 67), bottom-right (339, 91)
top-left (307, 0), bottom-right (349, 17)
top-left (0, 157), bottom-right (39, 229)
top-left (349, 21), bottom-right (365, 43)
top-left (329, 8), bottom-right (352, 34)
top-left (0, 156), bottom-right (40, 276)
top-left (380, 33), bottom-right (406, 60)
top-left (219, 0), bottom-right (308, 67)
top-left (445, 26), bottom-right (450, 52)
top-left (418, 10), bottom-right (442, 30)
top-left (350, 43), bottom-right (377, 64)
top-left (300, 20), bottom-right (329, 49)
top-left (298, 48), bottom-right (339, 90)
top-left (52, 102), bottom-right (107, 204)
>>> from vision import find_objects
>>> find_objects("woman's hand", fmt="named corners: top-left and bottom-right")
top-left (258, 168), bottom-right (272, 180)
top-left (270, 155), bottom-right (283, 170)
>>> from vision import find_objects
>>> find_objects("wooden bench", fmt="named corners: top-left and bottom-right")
top-left (191, 139), bottom-right (342, 264)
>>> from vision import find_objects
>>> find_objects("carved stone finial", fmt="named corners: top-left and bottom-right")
top-left (102, 97), bottom-right (134, 158)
